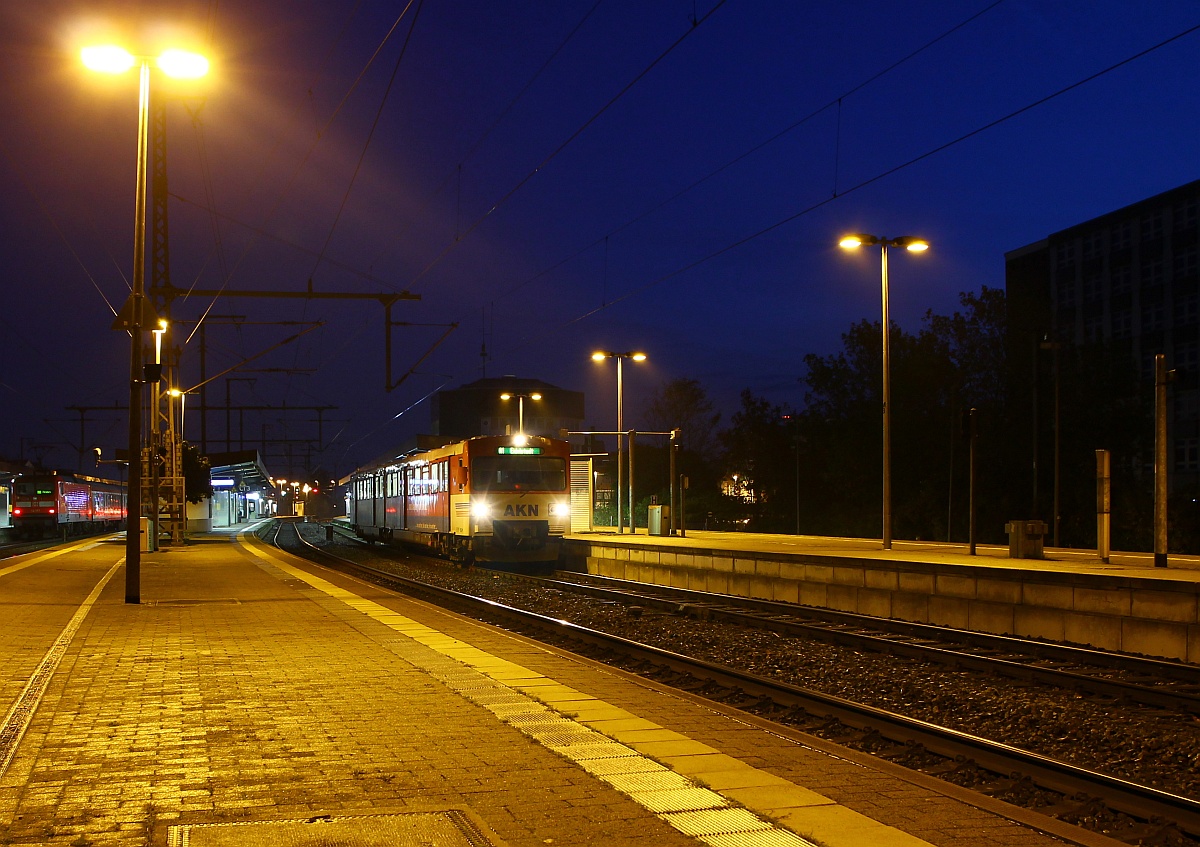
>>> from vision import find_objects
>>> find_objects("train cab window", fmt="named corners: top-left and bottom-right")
top-left (471, 456), bottom-right (566, 492)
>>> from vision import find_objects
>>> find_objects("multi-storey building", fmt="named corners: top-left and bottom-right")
top-left (1006, 178), bottom-right (1200, 492)
top-left (430, 377), bottom-right (585, 441)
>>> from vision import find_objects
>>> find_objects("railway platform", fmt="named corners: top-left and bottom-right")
top-left (0, 524), bottom-right (1124, 847)
top-left (564, 531), bottom-right (1200, 663)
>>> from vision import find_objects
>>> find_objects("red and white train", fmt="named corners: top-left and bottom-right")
top-left (348, 434), bottom-right (571, 567)
top-left (11, 471), bottom-right (127, 539)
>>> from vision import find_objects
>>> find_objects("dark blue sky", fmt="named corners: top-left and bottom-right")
top-left (1, 1), bottom-right (1198, 477)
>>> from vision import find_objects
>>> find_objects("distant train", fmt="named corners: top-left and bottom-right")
top-left (348, 434), bottom-right (571, 567)
top-left (11, 471), bottom-right (127, 539)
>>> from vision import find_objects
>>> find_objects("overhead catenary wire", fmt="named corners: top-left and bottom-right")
top-left (493, 0), bottom-right (1009, 303)
top-left (498, 18), bottom-right (1200, 352)
top-left (367, 0), bottom-right (606, 272)
top-left (402, 0), bottom-right (732, 291)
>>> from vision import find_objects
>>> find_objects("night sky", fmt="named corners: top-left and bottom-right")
top-left (1, 1), bottom-right (1198, 478)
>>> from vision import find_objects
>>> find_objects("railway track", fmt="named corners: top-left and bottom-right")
top-left (269, 519), bottom-right (1200, 847)
top-left (538, 571), bottom-right (1200, 714)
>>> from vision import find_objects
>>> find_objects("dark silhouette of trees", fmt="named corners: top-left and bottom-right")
top-left (651, 286), bottom-right (1173, 550)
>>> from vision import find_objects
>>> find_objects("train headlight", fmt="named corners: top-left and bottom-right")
top-left (471, 501), bottom-right (492, 519)
top-left (550, 502), bottom-right (570, 518)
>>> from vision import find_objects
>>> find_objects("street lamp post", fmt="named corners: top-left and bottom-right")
top-left (838, 233), bottom-right (929, 550)
top-left (82, 44), bottom-right (209, 603)
top-left (592, 351), bottom-right (647, 533)
top-left (500, 392), bottom-right (542, 436)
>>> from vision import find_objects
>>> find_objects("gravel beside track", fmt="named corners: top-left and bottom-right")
top-left (289, 523), bottom-right (1200, 813)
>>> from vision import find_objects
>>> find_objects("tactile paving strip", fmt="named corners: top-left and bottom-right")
top-left (248, 542), bottom-right (830, 847)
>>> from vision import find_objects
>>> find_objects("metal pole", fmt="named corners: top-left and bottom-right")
top-left (880, 244), bottom-right (892, 549)
top-left (668, 429), bottom-right (678, 536)
top-left (1154, 354), bottom-right (1169, 568)
top-left (518, 396), bottom-right (524, 434)
top-left (628, 429), bottom-right (636, 534)
top-left (968, 407), bottom-right (977, 555)
top-left (679, 474), bottom-right (687, 538)
top-left (616, 356), bottom-right (624, 533)
top-left (1052, 342), bottom-right (1061, 548)
top-left (1096, 449), bottom-right (1111, 564)
top-left (125, 60), bottom-right (150, 603)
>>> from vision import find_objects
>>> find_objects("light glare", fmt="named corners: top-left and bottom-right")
top-left (839, 235), bottom-right (864, 249)
top-left (81, 45), bottom-right (135, 74)
top-left (157, 49), bottom-right (209, 79)
top-left (905, 240), bottom-right (930, 252)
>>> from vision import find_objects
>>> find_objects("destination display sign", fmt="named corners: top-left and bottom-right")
top-left (497, 446), bottom-right (542, 455)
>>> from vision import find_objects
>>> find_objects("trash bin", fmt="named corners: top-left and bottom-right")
top-left (647, 505), bottom-right (670, 536)
top-left (1005, 520), bottom-right (1047, 559)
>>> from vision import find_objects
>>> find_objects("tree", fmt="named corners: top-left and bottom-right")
top-left (642, 377), bottom-right (720, 455)
top-left (718, 390), bottom-right (796, 532)
top-left (791, 287), bottom-right (1015, 542)
top-left (634, 378), bottom-right (724, 531)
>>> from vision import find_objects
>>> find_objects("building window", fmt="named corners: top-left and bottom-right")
top-left (1082, 231), bottom-right (1105, 260)
top-left (1142, 302), bottom-right (1165, 333)
top-left (1176, 293), bottom-right (1199, 327)
top-left (1111, 264), bottom-right (1133, 296)
top-left (1177, 340), bottom-right (1199, 372)
top-left (1175, 245), bottom-right (1198, 280)
top-left (1112, 309), bottom-right (1133, 339)
top-left (1142, 256), bottom-right (1165, 286)
top-left (1176, 437), bottom-right (1199, 472)
top-left (1084, 313), bottom-right (1105, 343)
top-left (1141, 212), bottom-right (1164, 242)
top-left (1056, 276), bottom-right (1077, 306)
top-left (1054, 242), bottom-right (1075, 270)
top-left (1082, 272), bottom-right (1104, 303)
top-left (1174, 198), bottom-right (1198, 233)
top-left (1112, 221), bottom-right (1132, 251)
top-left (1178, 390), bottom-right (1200, 420)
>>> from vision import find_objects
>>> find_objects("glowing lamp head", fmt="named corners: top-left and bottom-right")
top-left (157, 49), bottom-right (209, 79)
top-left (81, 45), bottom-right (135, 74)
top-left (530, 392), bottom-right (542, 401)
top-left (903, 238), bottom-right (930, 252)
top-left (513, 434), bottom-right (529, 447)
top-left (630, 352), bottom-right (647, 362)
top-left (471, 501), bottom-right (492, 519)
top-left (591, 352), bottom-right (608, 362)
top-left (81, 46), bottom-right (209, 79)
top-left (500, 393), bottom-right (512, 401)
top-left (839, 234), bottom-right (871, 250)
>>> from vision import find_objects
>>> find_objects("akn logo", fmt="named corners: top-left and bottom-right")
top-left (503, 504), bottom-right (539, 517)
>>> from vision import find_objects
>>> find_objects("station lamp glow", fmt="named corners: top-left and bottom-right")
top-left (837, 232), bottom-right (930, 550)
top-left (500, 391), bottom-right (542, 436)
top-left (82, 41), bottom-right (210, 603)
top-left (81, 45), bottom-right (209, 79)
top-left (591, 350), bottom-right (648, 533)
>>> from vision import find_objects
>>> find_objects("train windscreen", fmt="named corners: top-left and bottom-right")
top-left (472, 456), bottom-right (566, 492)
top-left (16, 482), bottom-right (54, 496)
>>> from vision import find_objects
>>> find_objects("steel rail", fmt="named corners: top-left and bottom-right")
top-left (541, 572), bottom-right (1200, 708)
top-left (271, 522), bottom-right (1200, 840)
